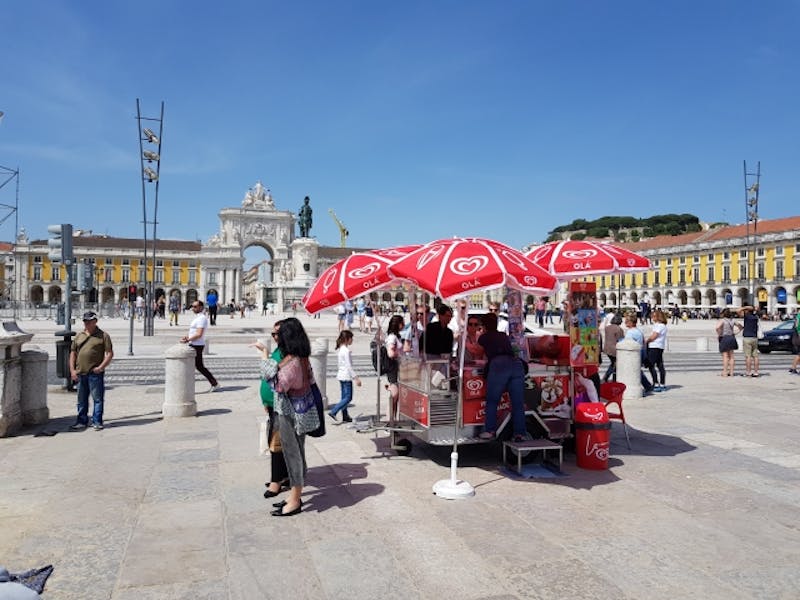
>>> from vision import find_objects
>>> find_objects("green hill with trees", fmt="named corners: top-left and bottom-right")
top-left (546, 214), bottom-right (703, 243)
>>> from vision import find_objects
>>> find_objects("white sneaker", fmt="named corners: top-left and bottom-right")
top-left (209, 384), bottom-right (220, 392)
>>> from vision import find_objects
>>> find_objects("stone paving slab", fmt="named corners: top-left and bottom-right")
top-left (2, 313), bottom-right (800, 599)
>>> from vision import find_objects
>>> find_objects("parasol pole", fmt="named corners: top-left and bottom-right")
top-left (433, 295), bottom-right (475, 499)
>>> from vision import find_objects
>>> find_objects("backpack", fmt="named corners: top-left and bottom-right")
top-left (370, 339), bottom-right (396, 375)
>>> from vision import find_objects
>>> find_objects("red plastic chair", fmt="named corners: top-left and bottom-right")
top-left (599, 381), bottom-right (630, 449)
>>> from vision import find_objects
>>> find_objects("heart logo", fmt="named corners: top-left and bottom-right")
top-left (466, 379), bottom-right (484, 392)
top-left (321, 267), bottom-right (338, 294)
top-left (415, 245), bottom-right (444, 270)
top-left (563, 249), bottom-right (597, 260)
top-left (501, 250), bottom-right (526, 269)
top-left (450, 256), bottom-right (489, 276)
top-left (348, 262), bottom-right (381, 279)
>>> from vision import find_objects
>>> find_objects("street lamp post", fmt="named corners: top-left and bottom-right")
top-left (743, 161), bottom-right (760, 309)
top-left (135, 99), bottom-right (164, 338)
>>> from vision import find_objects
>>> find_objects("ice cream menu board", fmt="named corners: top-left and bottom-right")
top-left (567, 281), bottom-right (599, 367)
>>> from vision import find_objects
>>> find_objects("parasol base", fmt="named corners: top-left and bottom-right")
top-left (432, 478), bottom-right (475, 499)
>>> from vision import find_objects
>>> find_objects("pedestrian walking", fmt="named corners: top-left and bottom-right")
top-left (329, 330), bottom-right (361, 423)
top-left (180, 300), bottom-right (219, 392)
top-left (168, 291), bottom-right (180, 327)
top-left (207, 290), bottom-right (218, 325)
top-left (789, 312), bottom-right (800, 374)
top-left (69, 311), bottom-right (114, 431)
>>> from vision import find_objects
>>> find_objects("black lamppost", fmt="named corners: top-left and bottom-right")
top-left (136, 99), bottom-right (164, 337)
top-left (743, 161), bottom-right (760, 308)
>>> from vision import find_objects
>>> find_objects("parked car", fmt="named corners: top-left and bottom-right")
top-left (757, 320), bottom-right (797, 353)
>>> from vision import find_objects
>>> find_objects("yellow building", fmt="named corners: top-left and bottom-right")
top-left (590, 216), bottom-right (800, 316)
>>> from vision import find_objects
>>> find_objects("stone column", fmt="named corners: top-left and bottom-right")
top-left (310, 337), bottom-right (329, 408)
top-left (20, 349), bottom-right (49, 425)
top-left (615, 338), bottom-right (642, 402)
top-left (290, 238), bottom-right (320, 287)
top-left (162, 344), bottom-right (197, 417)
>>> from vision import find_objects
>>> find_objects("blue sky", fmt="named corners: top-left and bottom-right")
top-left (1, 0), bottom-right (799, 260)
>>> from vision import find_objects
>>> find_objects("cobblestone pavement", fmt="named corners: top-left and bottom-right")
top-left (3, 312), bottom-right (799, 599)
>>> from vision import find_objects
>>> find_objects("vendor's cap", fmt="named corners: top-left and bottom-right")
top-left (82, 311), bottom-right (98, 321)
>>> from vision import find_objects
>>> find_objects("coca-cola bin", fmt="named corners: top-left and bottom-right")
top-left (574, 403), bottom-right (611, 469)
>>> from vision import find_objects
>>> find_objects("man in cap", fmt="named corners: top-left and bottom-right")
top-left (69, 311), bottom-right (114, 431)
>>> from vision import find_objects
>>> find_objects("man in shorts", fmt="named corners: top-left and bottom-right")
top-left (738, 306), bottom-right (760, 377)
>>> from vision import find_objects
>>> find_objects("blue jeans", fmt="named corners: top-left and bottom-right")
top-left (76, 372), bottom-right (105, 425)
top-left (484, 356), bottom-right (526, 436)
top-left (330, 380), bottom-right (353, 419)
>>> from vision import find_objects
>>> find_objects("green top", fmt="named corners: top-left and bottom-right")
top-left (260, 347), bottom-right (283, 407)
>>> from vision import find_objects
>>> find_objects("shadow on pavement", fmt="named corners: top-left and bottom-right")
top-left (197, 408), bottom-right (233, 416)
top-left (304, 462), bottom-right (385, 512)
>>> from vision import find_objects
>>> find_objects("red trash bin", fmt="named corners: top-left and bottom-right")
top-left (574, 403), bottom-right (610, 470)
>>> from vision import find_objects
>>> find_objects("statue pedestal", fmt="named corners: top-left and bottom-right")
top-left (290, 238), bottom-right (319, 287)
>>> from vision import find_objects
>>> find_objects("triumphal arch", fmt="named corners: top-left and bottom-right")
top-left (200, 181), bottom-right (319, 309)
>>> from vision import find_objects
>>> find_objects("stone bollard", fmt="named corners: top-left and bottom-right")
top-left (615, 338), bottom-right (643, 402)
top-left (0, 321), bottom-right (34, 437)
top-left (162, 344), bottom-right (197, 417)
top-left (20, 349), bottom-right (49, 425)
top-left (696, 337), bottom-right (709, 352)
top-left (309, 337), bottom-right (329, 408)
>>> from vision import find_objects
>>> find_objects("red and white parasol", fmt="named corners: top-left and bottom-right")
top-left (301, 245), bottom-right (421, 314)
top-left (387, 237), bottom-right (557, 300)
top-left (525, 239), bottom-right (650, 279)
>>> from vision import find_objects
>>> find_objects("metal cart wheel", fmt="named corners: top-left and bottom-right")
top-left (394, 438), bottom-right (412, 456)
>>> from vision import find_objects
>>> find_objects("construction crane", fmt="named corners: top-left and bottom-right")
top-left (329, 209), bottom-right (349, 248)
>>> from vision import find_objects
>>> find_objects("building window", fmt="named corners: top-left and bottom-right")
top-left (104, 268), bottom-right (113, 283)
top-left (796, 259), bottom-right (800, 276)
top-left (756, 247), bottom-right (765, 258)
top-left (723, 265), bottom-right (730, 281)
top-left (693, 267), bottom-right (700, 282)
top-left (642, 272), bottom-right (648, 285)
top-left (122, 258), bottom-right (130, 266)
top-left (122, 269), bottom-right (130, 282)
top-left (739, 263), bottom-right (747, 280)
top-left (156, 259), bottom-right (164, 267)
top-left (667, 258), bottom-right (673, 266)
top-left (188, 271), bottom-right (196, 285)
top-left (776, 261), bottom-right (784, 279)
top-left (723, 252), bottom-right (730, 260)
top-left (775, 246), bottom-right (784, 256)
top-left (34, 256), bottom-right (42, 264)
top-left (155, 270), bottom-right (164, 283)
top-left (172, 272), bottom-right (180, 284)
top-left (654, 271), bottom-right (660, 285)
top-left (208, 272), bottom-right (217, 285)
top-left (139, 259), bottom-right (145, 267)
top-left (707, 253), bottom-right (714, 261)
top-left (666, 271), bottom-right (672, 285)
top-left (707, 266), bottom-right (714, 282)
top-left (740, 250), bottom-right (747, 259)
top-left (52, 267), bottom-right (62, 282)
top-left (33, 266), bottom-right (42, 280)
top-left (679, 256), bottom-right (686, 265)
top-left (679, 269), bottom-right (686, 285)
top-left (757, 262), bottom-right (765, 279)
top-left (172, 260), bottom-right (180, 268)
top-left (189, 261), bottom-right (196, 268)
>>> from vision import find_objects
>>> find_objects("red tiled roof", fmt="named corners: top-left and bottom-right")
top-left (28, 236), bottom-right (202, 252)
top-left (617, 215), bottom-right (800, 252)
